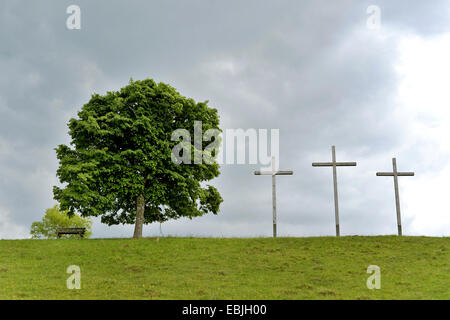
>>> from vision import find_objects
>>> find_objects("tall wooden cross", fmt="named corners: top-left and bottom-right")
top-left (254, 156), bottom-right (293, 238)
top-left (312, 145), bottom-right (357, 237)
top-left (376, 157), bottom-right (414, 236)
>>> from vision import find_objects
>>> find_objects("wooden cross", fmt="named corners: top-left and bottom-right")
top-left (376, 157), bottom-right (414, 236)
top-left (312, 145), bottom-right (357, 237)
top-left (254, 156), bottom-right (293, 238)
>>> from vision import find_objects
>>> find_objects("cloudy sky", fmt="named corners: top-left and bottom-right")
top-left (1, 0), bottom-right (449, 239)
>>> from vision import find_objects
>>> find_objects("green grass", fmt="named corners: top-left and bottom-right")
top-left (0, 236), bottom-right (448, 299)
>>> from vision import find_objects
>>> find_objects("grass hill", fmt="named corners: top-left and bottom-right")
top-left (0, 236), bottom-right (448, 299)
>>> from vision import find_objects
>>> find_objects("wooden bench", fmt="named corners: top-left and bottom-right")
top-left (56, 227), bottom-right (86, 239)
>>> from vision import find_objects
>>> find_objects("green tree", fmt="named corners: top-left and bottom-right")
top-left (54, 79), bottom-right (223, 238)
top-left (30, 205), bottom-right (92, 239)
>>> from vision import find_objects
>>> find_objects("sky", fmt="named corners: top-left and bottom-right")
top-left (0, 0), bottom-right (449, 239)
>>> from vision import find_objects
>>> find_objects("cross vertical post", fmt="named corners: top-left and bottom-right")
top-left (376, 157), bottom-right (414, 236)
top-left (254, 156), bottom-right (293, 238)
top-left (331, 146), bottom-right (340, 237)
top-left (392, 158), bottom-right (402, 236)
top-left (271, 158), bottom-right (277, 237)
top-left (312, 145), bottom-right (357, 237)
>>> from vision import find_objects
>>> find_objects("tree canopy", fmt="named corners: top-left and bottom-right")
top-left (30, 205), bottom-right (92, 239)
top-left (54, 79), bottom-right (223, 238)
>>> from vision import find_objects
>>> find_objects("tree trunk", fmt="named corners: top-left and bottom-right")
top-left (133, 194), bottom-right (145, 238)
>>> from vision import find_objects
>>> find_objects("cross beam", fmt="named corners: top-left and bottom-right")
top-left (312, 145), bottom-right (357, 236)
top-left (254, 157), bottom-right (293, 238)
top-left (376, 157), bottom-right (414, 236)
top-left (254, 171), bottom-right (294, 175)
